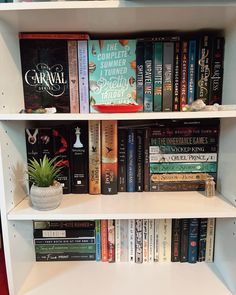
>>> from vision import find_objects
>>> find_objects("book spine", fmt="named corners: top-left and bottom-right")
top-left (89, 120), bottom-right (101, 194)
top-left (68, 40), bottom-right (79, 113)
top-left (198, 218), bottom-right (208, 262)
top-left (78, 40), bottom-right (89, 113)
top-left (34, 238), bottom-right (95, 245)
top-left (136, 129), bottom-right (144, 192)
top-left (188, 218), bottom-right (199, 263)
top-left (135, 219), bottom-right (143, 263)
top-left (34, 229), bottom-right (95, 239)
top-left (136, 41), bottom-right (144, 108)
top-left (143, 219), bottom-right (149, 263)
top-left (101, 220), bottom-right (108, 262)
top-left (150, 136), bottom-right (218, 146)
top-left (154, 219), bottom-right (159, 262)
top-left (187, 40), bottom-right (197, 105)
top-left (153, 42), bottom-right (163, 112)
top-left (120, 220), bottom-right (129, 262)
top-left (148, 219), bottom-right (155, 263)
top-left (35, 243), bottom-right (96, 253)
top-left (173, 41), bottom-right (181, 111)
top-left (108, 220), bottom-right (115, 263)
top-left (209, 37), bottom-right (225, 105)
top-left (205, 218), bottom-right (215, 262)
top-left (196, 35), bottom-right (211, 104)
top-left (162, 42), bottom-right (174, 112)
top-left (36, 252), bottom-right (96, 261)
top-left (19, 32), bottom-right (90, 40)
top-left (150, 144), bottom-right (218, 154)
top-left (128, 219), bottom-right (135, 263)
top-left (180, 219), bottom-right (189, 262)
top-left (149, 153), bottom-right (217, 163)
top-left (95, 220), bottom-right (101, 261)
top-left (70, 123), bottom-right (88, 194)
top-left (151, 173), bottom-right (216, 182)
top-left (144, 128), bottom-right (150, 192)
top-left (144, 42), bottom-right (153, 112)
top-left (118, 129), bottom-right (127, 192)
top-left (159, 219), bottom-right (172, 262)
top-left (171, 219), bottom-right (181, 262)
top-left (38, 128), bottom-right (54, 159)
top-left (180, 40), bottom-right (188, 111)
top-left (101, 121), bottom-right (118, 194)
top-left (115, 219), bottom-right (121, 262)
top-left (34, 220), bottom-right (95, 230)
top-left (52, 127), bottom-right (71, 194)
top-left (150, 181), bottom-right (205, 192)
top-left (126, 129), bottom-right (136, 192)
top-left (150, 162), bottom-right (217, 173)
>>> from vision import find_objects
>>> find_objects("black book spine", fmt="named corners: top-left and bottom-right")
top-left (209, 37), bottom-right (225, 105)
top-left (136, 129), bottom-right (144, 192)
top-left (34, 238), bottom-right (95, 244)
top-left (36, 252), bottom-right (96, 261)
top-left (34, 229), bottom-right (95, 239)
top-left (70, 122), bottom-right (88, 194)
top-left (118, 129), bottom-right (127, 192)
top-left (198, 218), bottom-right (208, 262)
top-left (144, 127), bottom-right (150, 192)
top-left (171, 219), bottom-right (181, 262)
top-left (33, 220), bottom-right (95, 230)
top-left (162, 42), bottom-right (174, 111)
top-left (173, 41), bottom-right (181, 111)
top-left (180, 218), bottom-right (189, 262)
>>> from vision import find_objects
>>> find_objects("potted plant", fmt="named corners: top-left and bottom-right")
top-left (27, 155), bottom-right (63, 210)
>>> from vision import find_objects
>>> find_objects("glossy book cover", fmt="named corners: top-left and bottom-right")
top-left (88, 39), bottom-right (136, 112)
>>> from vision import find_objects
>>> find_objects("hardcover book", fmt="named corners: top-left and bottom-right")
top-left (20, 39), bottom-right (70, 113)
top-left (88, 39), bottom-right (137, 112)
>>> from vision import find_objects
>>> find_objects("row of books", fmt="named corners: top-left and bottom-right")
top-left (25, 119), bottom-right (219, 194)
top-left (19, 32), bottom-right (224, 114)
top-left (33, 218), bottom-right (215, 263)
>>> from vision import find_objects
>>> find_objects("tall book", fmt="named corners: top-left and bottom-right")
top-left (144, 127), bottom-right (150, 192)
top-left (187, 40), bottom-right (197, 105)
top-left (198, 218), bottom-right (208, 262)
top-left (209, 37), bottom-right (225, 105)
top-left (180, 219), bottom-right (189, 262)
top-left (171, 219), bottom-right (181, 262)
top-left (135, 219), bottom-right (143, 263)
top-left (78, 40), bottom-right (89, 113)
top-left (70, 122), bottom-right (88, 193)
top-left (153, 42), bottom-right (163, 112)
top-left (101, 220), bottom-right (108, 262)
top-left (88, 120), bottom-right (101, 194)
top-left (118, 129), bottom-right (127, 192)
top-left (136, 129), bottom-right (144, 192)
top-left (143, 219), bottom-right (149, 263)
top-left (173, 41), bottom-right (181, 111)
top-left (136, 41), bottom-right (144, 109)
top-left (144, 42), bottom-right (153, 112)
top-left (188, 218), bottom-right (199, 263)
top-left (162, 42), bottom-right (174, 112)
top-left (126, 129), bottom-right (136, 192)
top-left (88, 39), bottom-right (137, 112)
top-left (20, 39), bottom-right (70, 113)
top-left (108, 220), bottom-right (115, 263)
top-left (205, 218), bottom-right (215, 262)
top-left (158, 219), bottom-right (172, 262)
top-left (101, 121), bottom-right (118, 194)
top-left (180, 40), bottom-right (188, 111)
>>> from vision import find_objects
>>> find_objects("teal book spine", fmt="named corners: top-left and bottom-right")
top-left (150, 162), bottom-right (217, 173)
top-left (144, 42), bottom-right (153, 112)
top-left (88, 39), bottom-right (137, 112)
top-left (153, 42), bottom-right (163, 112)
top-left (136, 41), bottom-right (144, 109)
top-left (95, 220), bottom-right (101, 261)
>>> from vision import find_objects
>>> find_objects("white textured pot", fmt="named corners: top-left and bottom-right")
top-left (30, 181), bottom-right (63, 211)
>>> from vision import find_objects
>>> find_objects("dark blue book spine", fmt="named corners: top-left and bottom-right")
top-left (136, 42), bottom-right (144, 109)
top-left (188, 218), bottom-right (199, 263)
top-left (187, 40), bottom-right (197, 105)
top-left (198, 218), bottom-right (208, 262)
top-left (127, 129), bottom-right (136, 192)
top-left (144, 42), bottom-right (153, 112)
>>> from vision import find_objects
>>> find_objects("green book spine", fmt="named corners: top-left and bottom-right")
top-left (153, 42), bottom-right (163, 112)
top-left (150, 162), bottom-right (217, 173)
top-left (35, 243), bottom-right (96, 253)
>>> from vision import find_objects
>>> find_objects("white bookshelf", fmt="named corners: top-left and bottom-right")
top-left (0, 1), bottom-right (236, 295)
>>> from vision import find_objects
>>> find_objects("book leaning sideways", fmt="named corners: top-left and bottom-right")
top-left (19, 33), bottom-right (89, 113)
top-left (88, 39), bottom-right (137, 112)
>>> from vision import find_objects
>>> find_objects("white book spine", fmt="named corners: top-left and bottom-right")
top-left (159, 219), bottom-right (172, 262)
top-left (128, 219), bottom-right (135, 263)
top-left (120, 220), bottom-right (129, 262)
top-left (115, 219), bottom-right (121, 263)
top-left (149, 153), bottom-right (217, 163)
top-left (148, 219), bottom-right (155, 263)
top-left (143, 219), bottom-right (149, 263)
top-left (154, 219), bottom-right (159, 262)
top-left (205, 218), bottom-right (215, 263)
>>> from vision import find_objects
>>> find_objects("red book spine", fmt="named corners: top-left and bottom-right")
top-left (18, 32), bottom-right (90, 40)
top-left (101, 220), bottom-right (108, 262)
top-left (180, 41), bottom-right (188, 111)
top-left (108, 220), bottom-right (115, 263)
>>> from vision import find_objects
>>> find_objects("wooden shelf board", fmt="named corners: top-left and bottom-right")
top-left (1, 110), bottom-right (236, 121)
top-left (8, 191), bottom-right (236, 220)
top-left (17, 261), bottom-right (231, 295)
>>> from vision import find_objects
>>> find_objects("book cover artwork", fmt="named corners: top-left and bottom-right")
top-left (20, 39), bottom-right (70, 113)
top-left (88, 40), bottom-right (137, 112)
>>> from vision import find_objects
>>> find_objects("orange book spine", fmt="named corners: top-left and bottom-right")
top-left (19, 32), bottom-right (90, 40)
top-left (101, 120), bottom-right (118, 195)
top-left (101, 220), bottom-right (108, 262)
top-left (89, 120), bottom-right (101, 194)
top-left (68, 40), bottom-right (79, 113)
